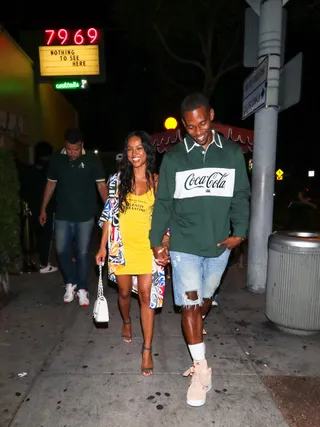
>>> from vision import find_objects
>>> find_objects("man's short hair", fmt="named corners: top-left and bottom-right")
top-left (180, 93), bottom-right (211, 117)
top-left (64, 128), bottom-right (83, 144)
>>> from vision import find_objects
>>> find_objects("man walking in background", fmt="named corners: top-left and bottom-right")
top-left (150, 93), bottom-right (250, 407)
top-left (21, 141), bottom-right (58, 273)
top-left (40, 128), bottom-right (108, 306)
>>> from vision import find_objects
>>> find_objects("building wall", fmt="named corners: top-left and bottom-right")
top-left (0, 26), bottom-right (78, 162)
top-left (38, 84), bottom-right (78, 151)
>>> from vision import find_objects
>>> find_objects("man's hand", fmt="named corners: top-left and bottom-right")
top-left (97, 181), bottom-right (108, 204)
top-left (39, 210), bottom-right (47, 226)
top-left (217, 236), bottom-right (244, 250)
top-left (162, 235), bottom-right (170, 250)
top-left (39, 180), bottom-right (56, 226)
top-left (152, 245), bottom-right (170, 266)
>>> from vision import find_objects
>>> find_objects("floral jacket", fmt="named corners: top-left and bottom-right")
top-left (99, 173), bottom-right (166, 309)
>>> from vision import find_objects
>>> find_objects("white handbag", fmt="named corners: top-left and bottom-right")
top-left (93, 263), bottom-right (109, 323)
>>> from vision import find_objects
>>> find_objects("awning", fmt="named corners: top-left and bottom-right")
top-left (151, 122), bottom-right (254, 153)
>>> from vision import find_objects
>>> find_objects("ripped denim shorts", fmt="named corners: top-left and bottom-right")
top-left (170, 249), bottom-right (231, 307)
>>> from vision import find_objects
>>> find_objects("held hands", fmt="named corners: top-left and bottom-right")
top-left (161, 235), bottom-right (170, 250)
top-left (152, 245), bottom-right (170, 266)
top-left (217, 236), bottom-right (244, 250)
top-left (95, 247), bottom-right (107, 266)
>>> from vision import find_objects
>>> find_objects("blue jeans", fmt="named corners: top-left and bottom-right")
top-left (55, 218), bottom-right (94, 290)
top-left (170, 249), bottom-right (231, 307)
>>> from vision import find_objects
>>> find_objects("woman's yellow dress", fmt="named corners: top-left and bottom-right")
top-left (115, 189), bottom-right (154, 275)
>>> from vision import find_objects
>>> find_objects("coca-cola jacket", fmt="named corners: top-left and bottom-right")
top-left (150, 130), bottom-right (250, 257)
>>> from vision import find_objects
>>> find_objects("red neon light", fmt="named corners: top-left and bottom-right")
top-left (87, 28), bottom-right (98, 44)
top-left (45, 29), bottom-right (55, 45)
top-left (44, 28), bottom-right (99, 45)
top-left (74, 29), bottom-right (84, 45)
top-left (58, 29), bottom-right (68, 45)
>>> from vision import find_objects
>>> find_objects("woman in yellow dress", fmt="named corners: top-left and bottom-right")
top-left (96, 131), bottom-right (168, 376)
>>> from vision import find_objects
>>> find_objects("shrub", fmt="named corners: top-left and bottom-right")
top-left (0, 148), bottom-right (21, 292)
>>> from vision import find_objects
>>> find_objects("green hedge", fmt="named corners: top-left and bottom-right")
top-left (0, 149), bottom-right (21, 280)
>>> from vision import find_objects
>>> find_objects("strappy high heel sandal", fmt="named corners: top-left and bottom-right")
top-left (121, 318), bottom-right (132, 343)
top-left (141, 344), bottom-right (153, 376)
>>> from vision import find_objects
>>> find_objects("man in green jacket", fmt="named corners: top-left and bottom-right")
top-left (150, 93), bottom-right (250, 407)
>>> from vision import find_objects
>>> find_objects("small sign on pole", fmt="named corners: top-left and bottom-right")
top-left (279, 52), bottom-right (303, 113)
top-left (242, 56), bottom-right (268, 120)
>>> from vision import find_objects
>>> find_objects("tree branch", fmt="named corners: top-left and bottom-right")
top-left (216, 24), bottom-right (241, 77)
top-left (196, 30), bottom-right (208, 58)
top-left (165, 75), bottom-right (190, 94)
top-left (188, 4), bottom-right (210, 60)
top-left (206, 24), bottom-right (213, 66)
top-left (215, 61), bottom-right (241, 81)
top-left (153, 23), bottom-right (206, 74)
top-left (201, 60), bottom-right (240, 98)
top-left (186, 4), bottom-right (208, 59)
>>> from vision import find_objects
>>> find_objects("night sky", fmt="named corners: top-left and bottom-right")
top-left (2, 1), bottom-right (320, 182)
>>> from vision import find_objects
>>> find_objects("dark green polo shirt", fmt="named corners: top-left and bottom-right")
top-left (47, 149), bottom-right (106, 222)
top-left (150, 131), bottom-right (251, 257)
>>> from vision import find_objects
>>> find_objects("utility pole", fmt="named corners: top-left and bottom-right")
top-left (247, 0), bottom-right (283, 293)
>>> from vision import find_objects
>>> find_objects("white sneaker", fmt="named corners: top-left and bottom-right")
top-left (77, 289), bottom-right (89, 307)
top-left (212, 298), bottom-right (219, 307)
top-left (184, 359), bottom-right (212, 407)
top-left (40, 264), bottom-right (58, 274)
top-left (64, 284), bottom-right (77, 303)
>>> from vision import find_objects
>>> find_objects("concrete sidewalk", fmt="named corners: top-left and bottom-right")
top-left (0, 261), bottom-right (319, 427)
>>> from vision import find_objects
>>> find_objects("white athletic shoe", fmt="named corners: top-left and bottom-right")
top-left (40, 264), bottom-right (58, 274)
top-left (77, 289), bottom-right (90, 307)
top-left (64, 284), bottom-right (77, 303)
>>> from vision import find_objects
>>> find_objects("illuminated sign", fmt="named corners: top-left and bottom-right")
top-left (54, 79), bottom-right (88, 90)
top-left (39, 45), bottom-right (99, 77)
top-left (44, 28), bottom-right (99, 45)
top-left (36, 28), bottom-right (105, 83)
top-left (276, 169), bottom-right (284, 180)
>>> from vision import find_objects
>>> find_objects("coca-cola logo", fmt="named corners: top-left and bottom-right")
top-left (184, 172), bottom-right (229, 191)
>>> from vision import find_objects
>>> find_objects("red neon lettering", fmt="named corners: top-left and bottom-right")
top-left (87, 28), bottom-right (98, 44)
top-left (45, 29), bottom-right (55, 45)
top-left (46, 28), bottom-right (99, 45)
top-left (74, 29), bottom-right (84, 45)
top-left (58, 29), bottom-right (68, 45)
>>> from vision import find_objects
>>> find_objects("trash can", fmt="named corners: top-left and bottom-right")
top-left (266, 231), bottom-right (320, 335)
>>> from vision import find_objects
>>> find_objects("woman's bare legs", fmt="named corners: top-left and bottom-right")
top-left (116, 275), bottom-right (133, 342)
top-left (138, 274), bottom-right (154, 376)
